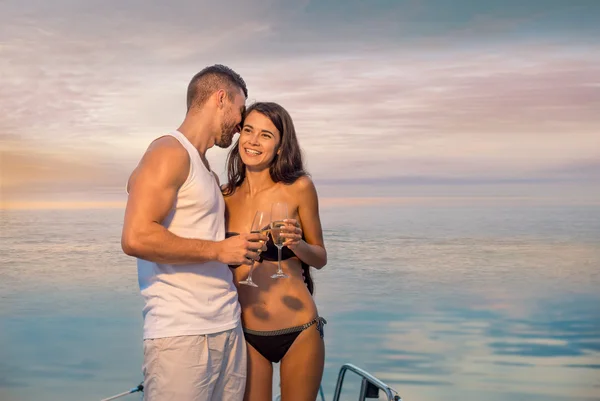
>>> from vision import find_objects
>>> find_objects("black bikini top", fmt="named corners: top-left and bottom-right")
top-left (225, 231), bottom-right (298, 268)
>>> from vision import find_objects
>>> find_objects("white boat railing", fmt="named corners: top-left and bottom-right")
top-left (100, 383), bottom-right (143, 401)
top-left (332, 363), bottom-right (401, 401)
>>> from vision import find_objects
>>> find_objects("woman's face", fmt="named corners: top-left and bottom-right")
top-left (238, 110), bottom-right (281, 169)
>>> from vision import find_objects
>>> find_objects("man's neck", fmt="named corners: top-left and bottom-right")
top-left (176, 111), bottom-right (215, 157)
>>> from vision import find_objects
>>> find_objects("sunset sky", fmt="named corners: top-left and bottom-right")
top-left (1, 0), bottom-right (599, 208)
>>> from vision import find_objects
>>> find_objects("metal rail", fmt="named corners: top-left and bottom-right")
top-left (332, 363), bottom-right (401, 401)
top-left (100, 383), bottom-right (143, 401)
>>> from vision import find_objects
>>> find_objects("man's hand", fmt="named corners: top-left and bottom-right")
top-left (216, 233), bottom-right (268, 266)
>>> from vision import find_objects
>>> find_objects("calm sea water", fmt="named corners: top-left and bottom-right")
top-left (1, 203), bottom-right (599, 401)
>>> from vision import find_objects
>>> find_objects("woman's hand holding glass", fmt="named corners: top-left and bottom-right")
top-left (280, 219), bottom-right (303, 251)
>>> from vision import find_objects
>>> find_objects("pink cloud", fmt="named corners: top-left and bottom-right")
top-left (1, 1), bottom-right (598, 204)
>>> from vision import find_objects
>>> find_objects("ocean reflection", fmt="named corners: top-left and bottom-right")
top-left (320, 296), bottom-right (600, 400)
top-left (1, 206), bottom-right (599, 401)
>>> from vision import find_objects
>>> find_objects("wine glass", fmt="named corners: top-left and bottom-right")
top-left (239, 210), bottom-right (270, 287)
top-left (270, 202), bottom-right (289, 279)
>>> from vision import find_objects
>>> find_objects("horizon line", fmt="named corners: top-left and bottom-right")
top-left (2, 196), bottom-right (600, 211)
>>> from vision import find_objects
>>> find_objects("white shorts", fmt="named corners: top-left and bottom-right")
top-left (142, 324), bottom-right (246, 401)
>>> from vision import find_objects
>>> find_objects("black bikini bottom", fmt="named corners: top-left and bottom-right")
top-left (243, 317), bottom-right (327, 363)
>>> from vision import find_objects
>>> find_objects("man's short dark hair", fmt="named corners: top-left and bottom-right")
top-left (186, 64), bottom-right (248, 110)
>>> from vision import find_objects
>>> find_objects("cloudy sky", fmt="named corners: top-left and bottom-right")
top-left (1, 0), bottom-right (599, 207)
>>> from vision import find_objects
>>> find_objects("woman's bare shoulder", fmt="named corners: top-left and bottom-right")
top-left (287, 176), bottom-right (317, 199)
top-left (289, 175), bottom-right (314, 191)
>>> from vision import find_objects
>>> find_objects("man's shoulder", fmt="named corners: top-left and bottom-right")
top-left (148, 134), bottom-right (188, 154)
top-left (142, 135), bottom-right (189, 167)
top-left (133, 135), bottom-right (190, 187)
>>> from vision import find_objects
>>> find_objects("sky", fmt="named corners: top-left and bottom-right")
top-left (1, 0), bottom-right (599, 208)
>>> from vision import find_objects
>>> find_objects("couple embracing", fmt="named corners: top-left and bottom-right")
top-left (121, 64), bottom-right (327, 401)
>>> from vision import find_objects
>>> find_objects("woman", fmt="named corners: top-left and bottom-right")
top-left (222, 102), bottom-right (328, 401)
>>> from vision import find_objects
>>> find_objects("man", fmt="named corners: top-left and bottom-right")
top-left (121, 64), bottom-right (267, 401)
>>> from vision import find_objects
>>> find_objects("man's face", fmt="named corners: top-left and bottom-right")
top-left (215, 88), bottom-right (246, 149)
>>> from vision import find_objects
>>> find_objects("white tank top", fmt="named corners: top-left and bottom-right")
top-left (136, 130), bottom-right (240, 339)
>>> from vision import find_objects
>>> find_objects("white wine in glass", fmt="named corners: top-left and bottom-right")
top-left (270, 202), bottom-right (289, 279)
top-left (239, 210), bottom-right (270, 287)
